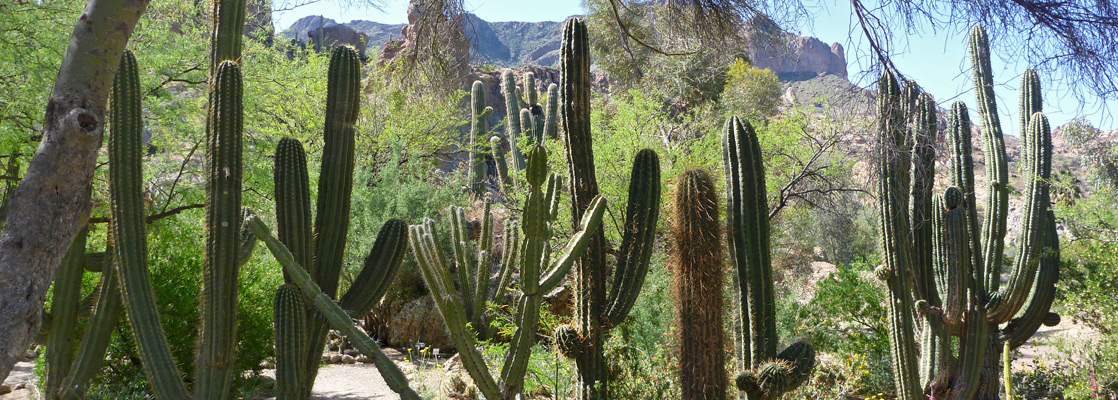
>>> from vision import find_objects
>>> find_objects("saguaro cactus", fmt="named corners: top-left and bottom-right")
top-left (723, 116), bottom-right (815, 399)
top-left (874, 25), bottom-right (1060, 400)
top-left (558, 17), bottom-right (663, 399)
top-left (411, 145), bottom-right (606, 399)
top-left (670, 168), bottom-right (726, 400)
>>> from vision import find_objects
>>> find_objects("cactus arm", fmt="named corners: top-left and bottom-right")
top-left (988, 113), bottom-right (1052, 322)
top-left (1002, 210), bottom-right (1060, 348)
top-left (490, 136), bottom-right (512, 190)
top-left (969, 26), bottom-right (1010, 293)
top-left (448, 206), bottom-right (475, 323)
top-left (947, 102), bottom-right (986, 295)
top-left (520, 108), bottom-right (534, 145)
top-left (469, 80), bottom-right (492, 193)
top-left (274, 284), bottom-right (307, 400)
top-left (247, 216), bottom-right (421, 400)
top-left (195, 59), bottom-right (245, 398)
top-left (238, 207), bottom-right (257, 266)
top-left (58, 244), bottom-right (123, 400)
top-left (109, 50), bottom-right (191, 400)
top-left (543, 83), bottom-right (559, 139)
top-left (304, 46), bottom-right (362, 394)
top-left (604, 149), bottom-right (661, 326)
top-left (494, 221), bottom-right (519, 304)
top-left (45, 227), bottom-right (87, 397)
top-left (545, 173), bottom-right (561, 221)
top-left (501, 70), bottom-right (526, 171)
top-left (910, 93), bottom-right (938, 304)
top-left (275, 138), bottom-right (315, 282)
top-left (874, 71), bottom-right (923, 400)
top-left (474, 202), bottom-right (495, 331)
top-left (337, 219), bottom-right (409, 317)
top-left (1018, 69), bottom-right (1042, 161)
top-left (540, 196), bottom-right (606, 293)
top-left (208, 0), bottom-right (246, 71)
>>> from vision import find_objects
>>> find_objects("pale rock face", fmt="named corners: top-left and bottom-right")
top-left (744, 32), bottom-right (848, 80)
top-left (309, 25), bottom-right (370, 58)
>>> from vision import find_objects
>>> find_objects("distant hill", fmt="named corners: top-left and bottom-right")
top-left (283, 14), bottom-right (563, 67)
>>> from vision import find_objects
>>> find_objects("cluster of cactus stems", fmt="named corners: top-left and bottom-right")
top-left (875, 25), bottom-right (1060, 400)
top-left (267, 45), bottom-right (412, 400)
top-left (723, 116), bottom-right (816, 399)
top-left (558, 18), bottom-right (663, 399)
top-left (410, 145), bottom-right (607, 399)
top-left (245, 216), bottom-right (420, 400)
top-left (491, 68), bottom-right (560, 193)
top-left (670, 168), bottom-right (727, 400)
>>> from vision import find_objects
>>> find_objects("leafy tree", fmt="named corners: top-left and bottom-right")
top-left (721, 58), bottom-right (782, 123)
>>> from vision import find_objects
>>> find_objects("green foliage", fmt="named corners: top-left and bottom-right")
top-left (722, 59), bottom-right (783, 123)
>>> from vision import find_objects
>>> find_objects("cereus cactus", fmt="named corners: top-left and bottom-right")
top-left (273, 284), bottom-right (306, 400)
top-left (722, 116), bottom-right (815, 399)
top-left (501, 70), bottom-right (526, 171)
top-left (874, 26), bottom-right (1060, 400)
top-left (670, 168), bottom-right (726, 400)
top-left (543, 83), bottom-right (559, 139)
top-left (469, 80), bottom-right (495, 194)
top-left (246, 217), bottom-right (421, 400)
top-left (410, 145), bottom-right (606, 399)
top-left (558, 18), bottom-right (663, 399)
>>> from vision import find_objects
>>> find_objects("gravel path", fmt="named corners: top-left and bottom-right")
top-left (0, 360), bottom-right (38, 400)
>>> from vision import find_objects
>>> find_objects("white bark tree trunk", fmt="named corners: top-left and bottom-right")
top-left (0, 0), bottom-right (149, 381)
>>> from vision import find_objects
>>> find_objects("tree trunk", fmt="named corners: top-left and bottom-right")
top-left (0, 0), bottom-right (149, 381)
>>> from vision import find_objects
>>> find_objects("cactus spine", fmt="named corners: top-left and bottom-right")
top-left (410, 145), bottom-right (606, 399)
top-left (723, 116), bottom-right (815, 399)
top-left (246, 217), bottom-right (421, 400)
top-left (876, 25), bottom-right (1060, 400)
top-left (670, 168), bottom-right (726, 400)
top-left (558, 19), bottom-right (663, 399)
top-left (469, 80), bottom-right (495, 194)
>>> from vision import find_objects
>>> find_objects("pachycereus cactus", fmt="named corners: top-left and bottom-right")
top-left (558, 18), bottom-right (663, 399)
top-left (670, 168), bottom-right (726, 400)
top-left (410, 145), bottom-right (606, 399)
top-left (723, 116), bottom-right (815, 399)
top-left (874, 25), bottom-right (1060, 400)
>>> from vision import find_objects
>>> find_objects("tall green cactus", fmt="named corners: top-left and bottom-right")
top-left (501, 70), bottom-right (526, 171)
top-left (274, 284), bottom-right (307, 400)
top-left (469, 80), bottom-right (495, 194)
top-left (543, 83), bottom-right (559, 139)
top-left (723, 116), bottom-right (815, 399)
top-left (558, 17), bottom-right (663, 399)
top-left (490, 135), bottom-right (512, 191)
top-left (875, 25), bottom-right (1060, 400)
top-left (57, 240), bottom-right (122, 400)
top-left (670, 168), bottom-right (726, 400)
top-left (110, 49), bottom-right (193, 400)
top-left (272, 132), bottom-right (409, 399)
top-left (410, 145), bottom-right (607, 399)
top-left (195, 56), bottom-right (246, 398)
top-left (246, 216), bottom-right (421, 400)
top-left (44, 227), bottom-right (88, 397)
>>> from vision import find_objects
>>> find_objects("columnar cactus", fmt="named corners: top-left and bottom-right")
top-left (300, 45), bottom-right (362, 397)
top-left (875, 25), bottom-right (1060, 400)
top-left (723, 116), bottom-right (815, 399)
top-left (543, 83), bottom-right (559, 139)
top-left (195, 56), bottom-right (246, 399)
top-left (272, 135), bottom-right (409, 399)
top-left (273, 284), bottom-right (306, 400)
top-left (670, 168), bottom-right (726, 400)
top-left (410, 145), bottom-right (606, 399)
top-left (501, 70), bottom-right (526, 171)
top-left (44, 227), bottom-right (88, 397)
top-left (58, 240), bottom-right (122, 400)
top-left (558, 17), bottom-right (663, 399)
top-left (110, 49), bottom-right (193, 400)
top-left (469, 80), bottom-right (495, 194)
top-left (490, 135), bottom-right (512, 191)
top-left (246, 217), bottom-right (421, 400)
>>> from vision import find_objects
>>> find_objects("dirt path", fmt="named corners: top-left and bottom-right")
top-left (0, 360), bottom-right (39, 400)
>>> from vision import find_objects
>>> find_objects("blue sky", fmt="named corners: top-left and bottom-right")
top-left (274, 0), bottom-right (1115, 131)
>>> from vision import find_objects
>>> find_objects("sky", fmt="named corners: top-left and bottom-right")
top-left (273, 0), bottom-right (1115, 131)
